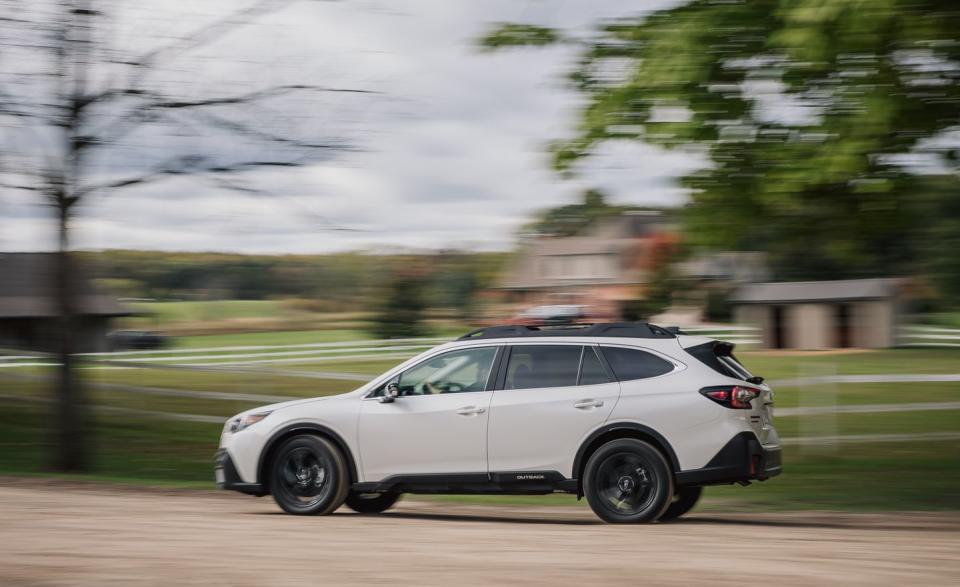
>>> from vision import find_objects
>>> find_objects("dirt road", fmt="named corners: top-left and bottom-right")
top-left (1, 480), bottom-right (958, 586)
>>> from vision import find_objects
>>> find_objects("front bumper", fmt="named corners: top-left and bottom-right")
top-left (675, 432), bottom-right (782, 486)
top-left (215, 449), bottom-right (267, 496)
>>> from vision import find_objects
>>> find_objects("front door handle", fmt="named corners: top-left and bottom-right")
top-left (574, 399), bottom-right (604, 410)
top-left (456, 406), bottom-right (485, 416)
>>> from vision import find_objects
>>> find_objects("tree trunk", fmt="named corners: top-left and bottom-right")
top-left (54, 203), bottom-right (87, 472)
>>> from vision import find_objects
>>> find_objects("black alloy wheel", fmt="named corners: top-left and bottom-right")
top-left (583, 438), bottom-right (674, 523)
top-left (270, 435), bottom-right (349, 515)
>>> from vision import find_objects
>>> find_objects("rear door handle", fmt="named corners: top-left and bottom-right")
top-left (574, 399), bottom-right (604, 410)
top-left (456, 406), bottom-right (485, 416)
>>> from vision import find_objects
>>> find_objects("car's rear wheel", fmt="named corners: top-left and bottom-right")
top-left (583, 438), bottom-right (674, 524)
top-left (270, 435), bottom-right (349, 515)
top-left (658, 486), bottom-right (703, 522)
top-left (344, 491), bottom-right (401, 514)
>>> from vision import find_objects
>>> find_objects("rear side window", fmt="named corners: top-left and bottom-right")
top-left (579, 346), bottom-right (613, 385)
top-left (504, 345), bottom-right (582, 390)
top-left (600, 346), bottom-right (674, 381)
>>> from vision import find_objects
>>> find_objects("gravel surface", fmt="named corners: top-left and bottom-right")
top-left (1, 480), bottom-right (958, 586)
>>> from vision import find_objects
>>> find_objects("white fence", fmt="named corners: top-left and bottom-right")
top-left (899, 325), bottom-right (960, 348)
top-left (677, 324), bottom-right (761, 346)
top-left (679, 324), bottom-right (960, 349)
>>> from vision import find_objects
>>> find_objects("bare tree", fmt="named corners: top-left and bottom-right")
top-left (0, 0), bottom-right (374, 471)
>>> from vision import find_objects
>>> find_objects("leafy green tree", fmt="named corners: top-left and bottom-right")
top-left (481, 1), bottom-right (960, 295)
top-left (370, 274), bottom-right (427, 339)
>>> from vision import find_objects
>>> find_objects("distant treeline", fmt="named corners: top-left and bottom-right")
top-left (83, 250), bottom-right (509, 314)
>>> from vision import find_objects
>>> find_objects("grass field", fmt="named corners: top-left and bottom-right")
top-left (2, 336), bottom-right (959, 511)
top-left (122, 300), bottom-right (471, 338)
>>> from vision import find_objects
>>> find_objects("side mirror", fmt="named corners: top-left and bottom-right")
top-left (379, 381), bottom-right (400, 404)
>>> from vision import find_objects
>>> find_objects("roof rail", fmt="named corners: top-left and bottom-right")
top-left (457, 322), bottom-right (676, 341)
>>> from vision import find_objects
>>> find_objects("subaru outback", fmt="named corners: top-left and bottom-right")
top-left (215, 323), bottom-right (781, 523)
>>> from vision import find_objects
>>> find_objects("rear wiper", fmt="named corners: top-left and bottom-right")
top-left (746, 376), bottom-right (765, 385)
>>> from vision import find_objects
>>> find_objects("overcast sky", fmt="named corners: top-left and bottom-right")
top-left (1, 0), bottom-right (706, 254)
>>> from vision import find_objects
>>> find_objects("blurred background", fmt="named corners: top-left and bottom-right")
top-left (1, 0), bottom-right (958, 512)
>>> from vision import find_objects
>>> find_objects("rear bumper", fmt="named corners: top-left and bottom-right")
top-left (675, 432), bottom-right (782, 486)
top-left (215, 449), bottom-right (267, 496)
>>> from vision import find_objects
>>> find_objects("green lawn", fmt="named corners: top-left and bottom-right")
top-left (122, 300), bottom-right (472, 339)
top-left (173, 329), bottom-right (383, 349)
top-left (130, 300), bottom-right (287, 324)
top-left (920, 312), bottom-right (960, 329)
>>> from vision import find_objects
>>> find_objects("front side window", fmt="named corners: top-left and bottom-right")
top-left (600, 346), bottom-right (675, 382)
top-left (373, 346), bottom-right (498, 396)
top-left (504, 345), bottom-right (582, 390)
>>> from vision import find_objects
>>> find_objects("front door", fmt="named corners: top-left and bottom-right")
top-left (358, 346), bottom-right (500, 482)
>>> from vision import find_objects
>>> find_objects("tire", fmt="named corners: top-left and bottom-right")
top-left (344, 491), bottom-right (401, 514)
top-left (269, 435), bottom-right (350, 515)
top-left (583, 438), bottom-right (674, 524)
top-left (658, 486), bottom-right (703, 522)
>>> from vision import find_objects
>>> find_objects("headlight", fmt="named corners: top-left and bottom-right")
top-left (228, 411), bottom-right (272, 433)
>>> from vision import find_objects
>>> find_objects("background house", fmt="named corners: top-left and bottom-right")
top-left (495, 212), bottom-right (674, 320)
top-left (731, 278), bottom-right (902, 349)
top-left (0, 253), bottom-right (131, 352)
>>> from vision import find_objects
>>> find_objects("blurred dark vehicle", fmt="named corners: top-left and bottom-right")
top-left (106, 330), bottom-right (171, 351)
top-left (511, 304), bottom-right (589, 326)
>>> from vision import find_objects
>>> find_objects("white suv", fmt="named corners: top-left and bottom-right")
top-left (215, 323), bottom-right (781, 523)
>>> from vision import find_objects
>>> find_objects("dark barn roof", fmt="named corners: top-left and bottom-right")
top-left (0, 253), bottom-right (131, 318)
top-left (731, 278), bottom-right (900, 305)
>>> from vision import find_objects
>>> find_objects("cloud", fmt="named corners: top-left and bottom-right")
top-left (1, 0), bottom-right (699, 254)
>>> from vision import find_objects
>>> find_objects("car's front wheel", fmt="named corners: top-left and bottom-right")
top-left (344, 491), bottom-right (400, 514)
top-left (269, 435), bottom-right (349, 515)
top-left (583, 438), bottom-right (674, 524)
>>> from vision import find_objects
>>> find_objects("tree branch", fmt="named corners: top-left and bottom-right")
top-left (0, 181), bottom-right (41, 192)
top-left (114, 0), bottom-right (295, 94)
top-left (187, 109), bottom-right (352, 151)
top-left (76, 158), bottom-right (313, 197)
top-left (143, 84), bottom-right (375, 110)
top-left (208, 175), bottom-right (367, 232)
top-left (84, 84), bottom-right (374, 145)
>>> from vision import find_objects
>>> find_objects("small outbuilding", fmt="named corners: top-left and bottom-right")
top-left (731, 278), bottom-right (902, 349)
top-left (0, 252), bottom-right (131, 352)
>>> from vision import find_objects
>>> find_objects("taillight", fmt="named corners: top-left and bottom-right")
top-left (700, 385), bottom-right (760, 409)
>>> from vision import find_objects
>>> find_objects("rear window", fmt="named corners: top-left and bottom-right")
top-left (685, 342), bottom-right (755, 381)
top-left (599, 346), bottom-right (674, 381)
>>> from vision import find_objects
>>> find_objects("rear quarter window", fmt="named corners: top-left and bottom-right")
top-left (599, 346), bottom-right (674, 381)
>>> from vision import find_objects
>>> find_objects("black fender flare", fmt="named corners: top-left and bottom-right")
top-left (257, 422), bottom-right (359, 488)
top-left (572, 422), bottom-right (681, 483)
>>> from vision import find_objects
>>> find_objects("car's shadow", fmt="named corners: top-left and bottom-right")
top-left (369, 511), bottom-right (601, 526)
top-left (252, 510), bottom-right (952, 532)
top-left (252, 510), bottom-right (601, 526)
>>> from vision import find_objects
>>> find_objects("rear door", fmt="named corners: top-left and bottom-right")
top-left (486, 344), bottom-right (619, 476)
